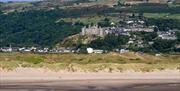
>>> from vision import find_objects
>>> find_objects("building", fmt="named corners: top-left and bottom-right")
top-left (86, 48), bottom-right (104, 54)
top-left (124, 28), bottom-right (154, 32)
top-left (124, 0), bottom-right (147, 5)
top-left (157, 30), bottom-right (177, 40)
top-left (81, 25), bottom-right (105, 37)
top-left (120, 49), bottom-right (129, 54)
top-left (93, 50), bottom-right (104, 54)
top-left (0, 47), bottom-right (12, 52)
top-left (159, 35), bottom-right (177, 40)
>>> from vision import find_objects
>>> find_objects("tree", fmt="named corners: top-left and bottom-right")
top-left (117, 0), bottom-right (123, 6)
top-left (176, 32), bottom-right (180, 43)
top-left (98, 18), bottom-right (111, 27)
top-left (0, 10), bottom-right (3, 15)
top-left (138, 12), bottom-right (144, 19)
top-left (89, 34), bottom-right (129, 50)
top-left (117, 0), bottom-right (125, 6)
top-left (0, 9), bottom-right (83, 47)
top-left (152, 39), bottom-right (176, 52)
top-left (147, 18), bottom-right (180, 31)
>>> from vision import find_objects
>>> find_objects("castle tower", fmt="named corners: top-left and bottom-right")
top-left (81, 27), bottom-right (86, 36)
top-left (99, 27), bottom-right (104, 37)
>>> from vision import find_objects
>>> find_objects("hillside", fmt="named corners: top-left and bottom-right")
top-left (0, 9), bottom-right (83, 47)
top-left (0, 5), bottom-right (114, 47)
top-left (0, 0), bottom-right (180, 49)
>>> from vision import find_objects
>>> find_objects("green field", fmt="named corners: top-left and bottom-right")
top-left (58, 15), bottom-right (120, 24)
top-left (0, 52), bottom-right (179, 72)
top-left (59, 12), bottom-right (180, 25)
top-left (2, 2), bottom-right (33, 7)
top-left (144, 13), bottom-right (180, 19)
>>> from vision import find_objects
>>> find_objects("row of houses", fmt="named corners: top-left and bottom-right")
top-left (86, 48), bottom-right (129, 54)
top-left (157, 29), bottom-right (177, 40)
top-left (0, 46), bottom-right (131, 54)
top-left (0, 47), bottom-right (76, 53)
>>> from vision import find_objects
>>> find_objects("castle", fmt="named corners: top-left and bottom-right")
top-left (81, 25), bottom-right (106, 37)
top-left (81, 23), bottom-right (154, 37)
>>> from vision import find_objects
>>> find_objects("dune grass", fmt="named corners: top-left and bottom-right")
top-left (0, 52), bottom-right (180, 72)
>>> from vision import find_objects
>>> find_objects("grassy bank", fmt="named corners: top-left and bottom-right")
top-left (143, 13), bottom-right (180, 19)
top-left (59, 15), bottom-right (120, 25)
top-left (0, 52), bottom-right (180, 72)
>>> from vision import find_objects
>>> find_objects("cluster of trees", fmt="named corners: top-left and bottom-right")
top-left (176, 32), bottom-right (180, 43)
top-left (0, 1), bottom-right (3, 4)
top-left (116, 3), bottom-right (180, 14)
top-left (86, 31), bottom-right (179, 53)
top-left (0, 3), bottom-right (116, 47)
top-left (0, 9), bottom-right (84, 47)
top-left (0, 2), bottom-right (3, 8)
top-left (147, 18), bottom-right (180, 31)
top-left (98, 18), bottom-right (112, 27)
top-left (0, 5), bottom-right (117, 47)
top-left (152, 39), bottom-right (178, 53)
top-left (130, 32), bottom-right (157, 42)
top-left (128, 31), bottom-right (179, 53)
top-left (89, 34), bottom-right (129, 50)
top-left (132, 39), bottom-right (179, 53)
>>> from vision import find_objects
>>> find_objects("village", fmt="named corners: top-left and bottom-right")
top-left (0, 18), bottom-right (178, 54)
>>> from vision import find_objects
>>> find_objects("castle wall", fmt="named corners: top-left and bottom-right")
top-left (81, 25), bottom-right (106, 37)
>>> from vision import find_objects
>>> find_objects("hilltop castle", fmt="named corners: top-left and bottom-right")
top-left (81, 25), bottom-right (106, 37)
top-left (81, 20), bottom-right (154, 37)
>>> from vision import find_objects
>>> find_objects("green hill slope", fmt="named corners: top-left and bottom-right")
top-left (0, 9), bottom-right (82, 47)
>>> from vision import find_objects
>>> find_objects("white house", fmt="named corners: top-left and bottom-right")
top-left (93, 50), bottom-right (104, 54)
top-left (86, 48), bottom-right (103, 54)
top-left (87, 48), bottom-right (93, 54)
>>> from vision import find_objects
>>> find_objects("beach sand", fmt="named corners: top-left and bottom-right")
top-left (1, 67), bottom-right (180, 81)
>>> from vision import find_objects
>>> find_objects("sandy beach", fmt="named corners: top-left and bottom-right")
top-left (1, 79), bottom-right (180, 91)
top-left (1, 67), bottom-right (180, 81)
top-left (0, 67), bottom-right (180, 91)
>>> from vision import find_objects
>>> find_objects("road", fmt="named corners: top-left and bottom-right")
top-left (0, 79), bottom-right (180, 91)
